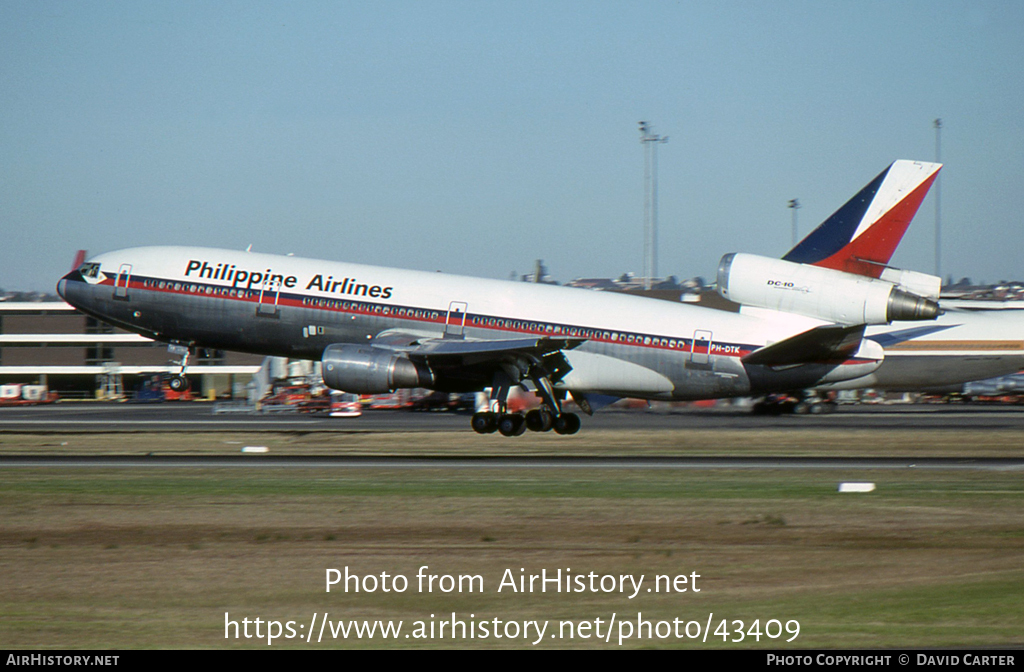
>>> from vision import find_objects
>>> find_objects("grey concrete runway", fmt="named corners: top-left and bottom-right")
top-left (3, 401), bottom-right (1024, 432)
top-left (2, 455), bottom-right (1023, 470)
top-left (2, 402), bottom-right (1023, 471)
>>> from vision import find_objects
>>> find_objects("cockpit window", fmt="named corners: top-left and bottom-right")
top-left (79, 262), bottom-right (101, 279)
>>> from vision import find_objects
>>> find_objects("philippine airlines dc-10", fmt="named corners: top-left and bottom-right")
top-left (59, 160), bottom-right (943, 435)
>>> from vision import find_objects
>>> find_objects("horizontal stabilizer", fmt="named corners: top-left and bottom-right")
top-left (742, 324), bottom-right (867, 367)
top-left (867, 324), bottom-right (954, 348)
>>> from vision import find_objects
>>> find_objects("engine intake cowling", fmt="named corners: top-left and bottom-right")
top-left (717, 253), bottom-right (939, 325)
top-left (321, 343), bottom-right (434, 394)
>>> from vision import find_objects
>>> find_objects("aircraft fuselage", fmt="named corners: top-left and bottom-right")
top-left (57, 246), bottom-right (881, 402)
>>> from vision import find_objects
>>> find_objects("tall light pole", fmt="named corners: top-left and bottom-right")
top-left (639, 121), bottom-right (668, 290)
top-left (934, 118), bottom-right (942, 281)
top-left (788, 198), bottom-right (801, 248)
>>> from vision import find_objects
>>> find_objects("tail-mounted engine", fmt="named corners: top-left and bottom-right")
top-left (321, 343), bottom-right (434, 394)
top-left (878, 267), bottom-right (941, 301)
top-left (717, 253), bottom-right (939, 325)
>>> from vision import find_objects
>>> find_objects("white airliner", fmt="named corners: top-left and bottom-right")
top-left (59, 160), bottom-right (949, 435)
top-left (843, 302), bottom-right (1024, 394)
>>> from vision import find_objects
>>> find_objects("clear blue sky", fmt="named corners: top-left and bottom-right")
top-left (2, 1), bottom-right (1022, 291)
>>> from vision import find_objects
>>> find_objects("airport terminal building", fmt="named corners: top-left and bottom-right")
top-left (0, 299), bottom-right (262, 399)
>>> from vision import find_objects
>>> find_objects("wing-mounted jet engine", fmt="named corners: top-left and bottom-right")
top-left (321, 344), bottom-right (435, 394)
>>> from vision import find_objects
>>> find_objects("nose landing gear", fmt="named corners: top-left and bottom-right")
top-left (168, 375), bottom-right (191, 392)
top-left (167, 343), bottom-right (192, 393)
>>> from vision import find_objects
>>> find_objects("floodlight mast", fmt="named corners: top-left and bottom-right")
top-left (788, 198), bottom-right (801, 247)
top-left (639, 121), bottom-right (668, 291)
top-left (934, 118), bottom-right (942, 280)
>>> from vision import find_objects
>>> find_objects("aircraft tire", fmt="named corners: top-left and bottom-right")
top-left (168, 375), bottom-right (190, 393)
top-left (471, 412), bottom-right (498, 434)
top-left (497, 413), bottom-right (527, 437)
top-left (553, 413), bottom-right (581, 435)
top-left (525, 409), bottom-right (555, 432)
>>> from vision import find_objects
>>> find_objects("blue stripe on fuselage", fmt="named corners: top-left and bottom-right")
top-left (81, 272), bottom-right (765, 360)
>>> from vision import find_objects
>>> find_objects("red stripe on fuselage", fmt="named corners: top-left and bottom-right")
top-left (93, 274), bottom-right (762, 359)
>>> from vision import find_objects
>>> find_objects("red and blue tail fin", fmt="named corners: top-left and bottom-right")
top-left (783, 160), bottom-right (941, 278)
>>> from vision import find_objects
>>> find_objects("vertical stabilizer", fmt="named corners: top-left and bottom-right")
top-left (783, 160), bottom-right (941, 278)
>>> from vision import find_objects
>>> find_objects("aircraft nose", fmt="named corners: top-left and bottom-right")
top-left (56, 269), bottom-right (83, 303)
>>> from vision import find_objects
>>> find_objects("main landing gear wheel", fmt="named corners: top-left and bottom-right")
top-left (471, 410), bottom-right (578, 437)
top-left (474, 360), bottom-right (583, 436)
top-left (168, 375), bottom-right (190, 393)
top-left (497, 413), bottom-right (527, 437)
top-left (471, 412), bottom-right (499, 434)
top-left (525, 408), bottom-right (555, 432)
top-left (553, 412), bottom-right (581, 435)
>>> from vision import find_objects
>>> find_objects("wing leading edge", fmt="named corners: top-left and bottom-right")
top-left (370, 329), bottom-right (584, 362)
